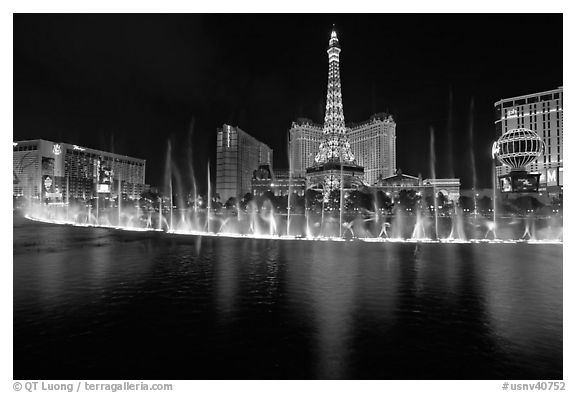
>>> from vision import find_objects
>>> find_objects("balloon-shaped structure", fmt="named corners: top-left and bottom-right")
top-left (493, 128), bottom-right (545, 171)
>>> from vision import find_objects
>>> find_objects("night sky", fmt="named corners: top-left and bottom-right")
top-left (13, 14), bottom-right (563, 193)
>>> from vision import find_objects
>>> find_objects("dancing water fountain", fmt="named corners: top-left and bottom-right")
top-left (21, 119), bottom-right (562, 244)
top-left (23, 136), bottom-right (562, 244)
top-left (21, 27), bottom-right (562, 245)
top-left (429, 127), bottom-right (439, 239)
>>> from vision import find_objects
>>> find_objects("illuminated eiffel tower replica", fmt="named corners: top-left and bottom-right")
top-left (306, 26), bottom-right (364, 201)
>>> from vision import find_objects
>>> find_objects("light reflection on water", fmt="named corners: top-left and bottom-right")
top-left (13, 217), bottom-right (562, 379)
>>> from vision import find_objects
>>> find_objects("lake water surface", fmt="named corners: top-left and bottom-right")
top-left (13, 216), bottom-right (562, 379)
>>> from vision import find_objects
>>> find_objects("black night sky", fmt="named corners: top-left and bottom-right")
top-left (13, 14), bottom-right (563, 192)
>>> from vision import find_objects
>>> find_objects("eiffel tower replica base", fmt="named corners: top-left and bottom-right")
top-left (306, 161), bottom-right (365, 195)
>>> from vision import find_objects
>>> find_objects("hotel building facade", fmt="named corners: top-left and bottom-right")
top-left (13, 139), bottom-right (147, 202)
top-left (289, 113), bottom-right (397, 186)
top-left (251, 165), bottom-right (306, 198)
top-left (494, 87), bottom-right (563, 195)
top-left (374, 172), bottom-right (461, 202)
top-left (216, 124), bottom-right (273, 202)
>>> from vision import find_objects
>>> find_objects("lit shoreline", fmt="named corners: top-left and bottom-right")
top-left (24, 214), bottom-right (563, 245)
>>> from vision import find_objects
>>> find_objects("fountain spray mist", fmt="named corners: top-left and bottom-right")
top-left (66, 176), bottom-right (70, 221)
top-left (305, 190), bottom-right (311, 238)
top-left (287, 131), bottom-right (292, 236)
top-left (430, 127), bottom-right (439, 239)
top-left (165, 140), bottom-right (173, 231)
top-left (468, 97), bottom-right (478, 214)
top-left (207, 162), bottom-right (212, 232)
top-left (117, 171), bottom-right (122, 226)
top-left (339, 154), bottom-right (344, 238)
top-left (491, 158), bottom-right (498, 239)
top-left (186, 118), bottom-right (198, 212)
top-left (158, 197), bottom-right (162, 230)
top-left (171, 159), bottom-right (186, 230)
top-left (445, 89), bottom-right (455, 179)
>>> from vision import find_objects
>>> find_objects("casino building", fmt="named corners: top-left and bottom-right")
top-left (494, 87), bottom-right (563, 196)
top-left (13, 139), bottom-right (147, 203)
top-left (251, 164), bottom-right (306, 198)
top-left (289, 113), bottom-right (397, 186)
top-left (216, 124), bottom-right (273, 202)
top-left (373, 170), bottom-right (461, 202)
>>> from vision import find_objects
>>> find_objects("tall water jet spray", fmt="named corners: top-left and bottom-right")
top-left (263, 199), bottom-right (277, 236)
top-left (491, 156), bottom-right (498, 239)
top-left (339, 158), bottom-right (344, 238)
top-left (66, 176), bottom-right (70, 221)
top-left (96, 194), bottom-right (99, 224)
top-left (171, 161), bottom-right (186, 230)
top-left (158, 197), bottom-right (163, 230)
top-left (411, 208), bottom-right (427, 239)
top-left (373, 189), bottom-right (380, 233)
top-left (164, 140), bottom-right (174, 231)
top-left (117, 172), bottom-right (122, 226)
top-left (169, 182), bottom-right (173, 231)
top-left (207, 162), bottom-right (212, 233)
top-left (448, 204), bottom-right (467, 241)
top-left (430, 127), bottom-right (439, 239)
top-left (391, 203), bottom-right (405, 239)
top-left (136, 200), bottom-right (141, 228)
top-left (235, 199), bottom-right (243, 232)
top-left (468, 97), bottom-right (478, 215)
top-left (287, 131), bottom-right (292, 236)
top-left (247, 200), bottom-right (258, 235)
top-left (444, 88), bottom-right (462, 239)
top-left (321, 193), bottom-right (326, 236)
top-left (522, 215), bottom-right (534, 240)
top-left (445, 89), bottom-right (455, 179)
top-left (305, 190), bottom-right (311, 238)
top-left (186, 118), bottom-right (198, 215)
top-left (443, 89), bottom-right (463, 240)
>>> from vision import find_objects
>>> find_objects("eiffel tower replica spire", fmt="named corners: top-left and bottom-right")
top-left (306, 26), bottom-right (364, 201)
top-left (315, 26), bottom-right (355, 164)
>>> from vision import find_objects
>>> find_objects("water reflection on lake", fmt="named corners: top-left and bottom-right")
top-left (13, 217), bottom-right (562, 379)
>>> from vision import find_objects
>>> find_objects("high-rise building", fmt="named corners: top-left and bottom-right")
top-left (216, 124), bottom-right (273, 202)
top-left (13, 139), bottom-right (147, 201)
top-left (289, 113), bottom-right (396, 186)
top-left (494, 87), bottom-right (563, 195)
top-left (288, 118), bottom-right (324, 178)
top-left (348, 113), bottom-right (396, 185)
